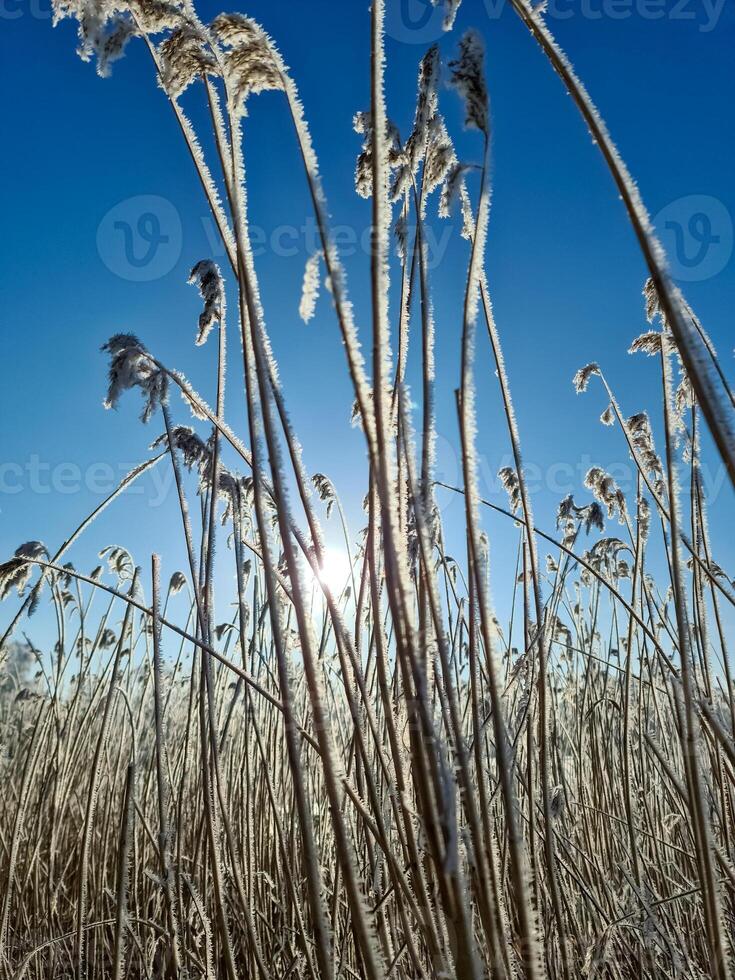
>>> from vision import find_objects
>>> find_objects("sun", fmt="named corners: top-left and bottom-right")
top-left (305, 546), bottom-right (352, 596)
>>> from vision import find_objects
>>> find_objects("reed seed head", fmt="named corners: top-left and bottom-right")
top-left (449, 31), bottom-right (489, 136)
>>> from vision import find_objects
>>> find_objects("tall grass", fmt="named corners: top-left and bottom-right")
top-left (1, 1), bottom-right (734, 978)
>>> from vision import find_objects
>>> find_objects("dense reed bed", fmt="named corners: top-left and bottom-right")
top-left (1, 1), bottom-right (734, 978)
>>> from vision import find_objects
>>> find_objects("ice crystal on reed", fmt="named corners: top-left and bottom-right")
top-left (299, 253), bottom-right (321, 324)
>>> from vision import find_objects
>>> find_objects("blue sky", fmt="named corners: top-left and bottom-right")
top-left (1, 0), bottom-right (733, 640)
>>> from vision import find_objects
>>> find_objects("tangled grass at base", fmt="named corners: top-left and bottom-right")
top-left (2, 1), bottom-right (735, 978)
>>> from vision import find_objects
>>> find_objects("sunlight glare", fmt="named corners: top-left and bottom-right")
top-left (305, 546), bottom-right (351, 596)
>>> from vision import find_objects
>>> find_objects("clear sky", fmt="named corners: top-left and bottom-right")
top-left (1, 0), bottom-right (733, 639)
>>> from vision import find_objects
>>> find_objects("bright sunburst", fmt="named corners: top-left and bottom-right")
top-left (304, 545), bottom-right (352, 596)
